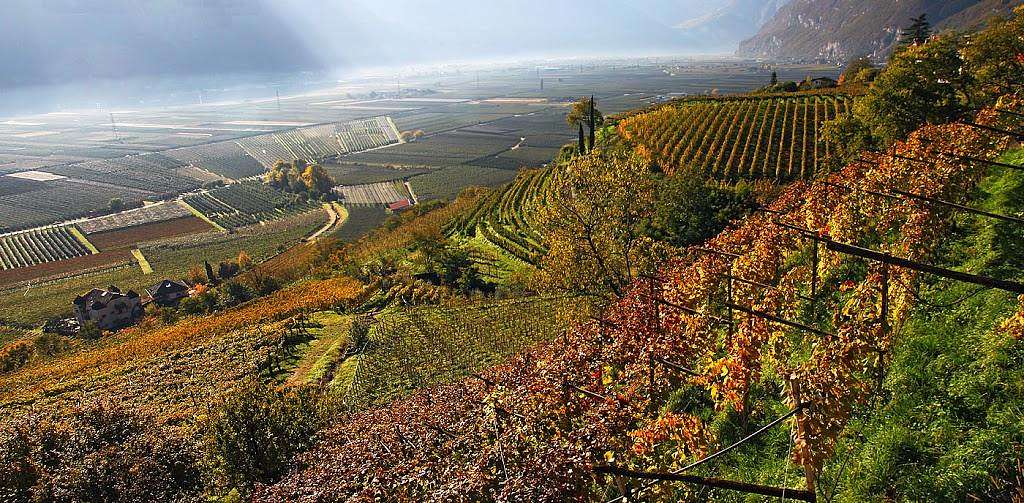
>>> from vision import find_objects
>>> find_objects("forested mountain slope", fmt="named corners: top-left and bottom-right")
top-left (738, 0), bottom-right (1023, 62)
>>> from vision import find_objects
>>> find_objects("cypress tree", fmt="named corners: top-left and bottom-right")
top-left (578, 123), bottom-right (586, 155)
top-left (899, 14), bottom-right (931, 46)
top-left (588, 95), bottom-right (596, 151)
top-left (770, 70), bottom-right (778, 86)
top-left (205, 260), bottom-right (217, 285)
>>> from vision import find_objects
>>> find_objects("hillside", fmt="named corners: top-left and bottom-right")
top-left (737, 0), bottom-right (1023, 62)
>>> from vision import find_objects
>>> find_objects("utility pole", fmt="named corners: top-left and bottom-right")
top-left (109, 113), bottom-right (119, 142)
top-left (276, 89), bottom-right (281, 111)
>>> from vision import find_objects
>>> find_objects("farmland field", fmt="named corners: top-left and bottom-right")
top-left (409, 165), bottom-right (518, 201)
top-left (0, 226), bottom-right (92, 271)
top-left (184, 182), bottom-right (322, 229)
top-left (78, 201), bottom-right (193, 234)
top-left (85, 217), bottom-right (212, 250)
top-left (334, 181), bottom-right (410, 206)
top-left (0, 210), bottom-right (326, 325)
top-left (323, 163), bottom-right (432, 185)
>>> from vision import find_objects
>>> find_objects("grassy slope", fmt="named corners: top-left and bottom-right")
top-left (828, 149), bottom-right (1024, 501)
top-left (702, 150), bottom-right (1024, 501)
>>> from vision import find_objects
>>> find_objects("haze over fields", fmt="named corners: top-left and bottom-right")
top-left (1, 0), bottom-right (767, 89)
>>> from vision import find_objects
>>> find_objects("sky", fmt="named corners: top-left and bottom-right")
top-left (0, 0), bottom-right (766, 89)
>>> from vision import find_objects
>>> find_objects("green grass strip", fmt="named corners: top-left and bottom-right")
top-left (130, 249), bottom-right (153, 275)
top-left (67, 226), bottom-right (99, 254)
top-left (177, 200), bottom-right (226, 232)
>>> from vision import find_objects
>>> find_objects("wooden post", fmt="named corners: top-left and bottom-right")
top-left (880, 263), bottom-right (889, 333)
top-left (811, 241), bottom-right (819, 301)
top-left (648, 353), bottom-right (656, 415)
top-left (727, 262), bottom-right (734, 341)
top-left (789, 378), bottom-right (817, 499)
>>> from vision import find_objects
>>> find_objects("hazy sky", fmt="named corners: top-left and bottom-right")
top-left (1, 0), bottom-right (760, 88)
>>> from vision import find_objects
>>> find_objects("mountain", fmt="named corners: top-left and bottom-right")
top-left (737, 0), bottom-right (1024, 63)
top-left (671, 0), bottom-right (788, 52)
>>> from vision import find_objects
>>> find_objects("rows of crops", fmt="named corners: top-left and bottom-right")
top-left (42, 153), bottom-right (201, 195)
top-left (449, 166), bottom-right (556, 265)
top-left (618, 93), bottom-right (853, 180)
top-left (165, 142), bottom-right (264, 180)
top-left (184, 182), bottom-right (321, 229)
top-left (78, 201), bottom-right (192, 234)
top-left (0, 226), bottom-right (91, 270)
top-left (238, 117), bottom-right (401, 169)
top-left (334, 181), bottom-right (409, 206)
top-left (345, 296), bottom-right (574, 407)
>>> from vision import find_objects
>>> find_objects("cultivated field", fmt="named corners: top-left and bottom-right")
top-left (78, 201), bottom-right (193, 234)
top-left (334, 181), bottom-right (410, 206)
top-left (0, 226), bottom-right (92, 270)
top-left (184, 182), bottom-right (322, 229)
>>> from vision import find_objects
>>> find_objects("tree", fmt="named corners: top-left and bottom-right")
top-left (300, 163), bottom-right (335, 196)
top-left (838, 56), bottom-right (875, 85)
top-left (237, 251), bottom-right (253, 270)
top-left (202, 379), bottom-right (333, 493)
top-left (588, 95), bottom-right (597, 150)
top-left (538, 153), bottom-right (669, 298)
top-left (898, 13), bottom-right (931, 47)
top-left (647, 177), bottom-right (758, 248)
top-left (960, 5), bottom-right (1024, 106)
top-left (79, 320), bottom-right (102, 340)
top-left (108, 198), bottom-right (124, 212)
top-left (577, 123), bottom-right (586, 155)
top-left (852, 35), bottom-right (968, 146)
top-left (566, 96), bottom-right (604, 130)
top-left (205, 260), bottom-right (217, 285)
top-left (770, 70), bottom-right (778, 86)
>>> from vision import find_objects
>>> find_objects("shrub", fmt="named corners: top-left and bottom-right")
top-left (78, 320), bottom-right (102, 340)
top-left (0, 340), bottom-right (33, 373)
top-left (0, 401), bottom-right (203, 502)
top-left (33, 332), bottom-right (70, 357)
top-left (202, 379), bottom-right (335, 493)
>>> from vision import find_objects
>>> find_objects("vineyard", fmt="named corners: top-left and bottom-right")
top-left (344, 296), bottom-right (577, 407)
top-left (448, 166), bottom-right (556, 265)
top-left (618, 93), bottom-right (854, 180)
top-left (0, 226), bottom-right (92, 270)
top-left (183, 182), bottom-right (322, 229)
top-left (258, 97), bottom-right (1024, 501)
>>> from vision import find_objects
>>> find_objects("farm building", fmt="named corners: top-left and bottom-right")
top-left (146, 279), bottom-right (191, 307)
top-left (387, 199), bottom-right (414, 212)
top-left (73, 286), bottom-right (144, 331)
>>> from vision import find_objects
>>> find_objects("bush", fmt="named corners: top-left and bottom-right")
top-left (202, 379), bottom-right (335, 493)
top-left (0, 340), bottom-right (33, 373)
top-left (78, 320), bottom-right (102, 340)
top-left (0, 401), bottom-right (203, 502)
top-left (33, 332), bottom-right (70, 357)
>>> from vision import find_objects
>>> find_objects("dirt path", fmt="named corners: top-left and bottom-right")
top-left (305, 202), bottom-right (348, 242)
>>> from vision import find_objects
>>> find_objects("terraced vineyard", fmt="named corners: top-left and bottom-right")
top-left (183, 181), bottom-right (322, 229)
top-left (0, 226), bottom-right (92, 270)
top-left (618, 93), bottom-right (854, 180)
top-left (449, 166), bottom-right (556, 265)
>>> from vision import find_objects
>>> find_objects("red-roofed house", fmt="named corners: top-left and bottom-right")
top-left (388, 199), bottom-right (413, 212)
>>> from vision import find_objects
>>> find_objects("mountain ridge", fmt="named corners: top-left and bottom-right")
top-left (737, 0), bottom-right (1024, 62)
